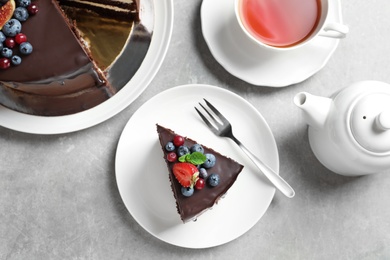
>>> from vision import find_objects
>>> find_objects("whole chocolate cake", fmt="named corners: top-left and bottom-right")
top-left (157, 124), bottom-right (244, 223)
top-left (0, 0), bottom-right (139, 116)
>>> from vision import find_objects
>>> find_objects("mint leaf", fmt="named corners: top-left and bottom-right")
top-left (178, 152), bottom-right (206, 165)
top-left (188, 152), bottom-right (206, 165)
top-left (178, 154), bottom-right (187, 162)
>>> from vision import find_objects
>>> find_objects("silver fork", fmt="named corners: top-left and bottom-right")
top-left (195, 99), bottom-right (295, 198)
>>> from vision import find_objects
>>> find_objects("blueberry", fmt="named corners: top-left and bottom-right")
top-left (199, 168), bottom-right (208, 179)
top-left (19, 42), bottom-right (33, 55)
top-left (1, 47), bottom-right (12, 58)
top-left (181, 186), bottom-right (194, 197)
top-left (0, 32), bottom-right (5, 43)
top-left (190, 144), bottom-right (204, 154)
top-left (202, 153), bottom-right (216, 168)
top-left (207, 173), bottom-right (220, 187)
top-left (14, 7), bottom-right (29, 22)
top-left (11, 55), bottom-right (22, 66)
top-left (177, 146), bottom-right (190, 157)
top-left (165, 141), bottom-right (175, 152)
top-left (17, 0), bottom-right (31, 7)
top-left (0, 42), bottom-right (3, 52)
top-left (2, 19), bottom-right (22, 37)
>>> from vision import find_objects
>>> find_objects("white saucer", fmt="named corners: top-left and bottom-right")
top-left (115, 84), bottom-right (278, 248)
top-left (201, 0), bottom-right (344, 87)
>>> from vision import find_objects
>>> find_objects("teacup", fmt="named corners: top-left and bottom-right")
top-left (234, 0), bottom-right (349, 51)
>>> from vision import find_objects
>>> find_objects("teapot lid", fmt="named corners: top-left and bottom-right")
top-left (350, 93), bottom-right (390, 153)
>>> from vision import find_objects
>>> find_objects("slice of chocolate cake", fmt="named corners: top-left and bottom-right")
top-left (157, 124), bottom-right (244, 223)
top-left (58, 0), bottom-right (139, 21)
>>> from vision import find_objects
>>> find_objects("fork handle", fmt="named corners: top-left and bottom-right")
top-left (231, 136), bottom-right (295, 198)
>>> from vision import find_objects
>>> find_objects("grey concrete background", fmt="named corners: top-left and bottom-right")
top-left (1, 0), bottom-right (390, 259)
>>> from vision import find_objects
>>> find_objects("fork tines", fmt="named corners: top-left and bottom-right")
top-left (195, 104), bottom-right (217, 133)
top-left (195, 99), bottom-right (225, 133)
top-left (202, 99), bottom-right (228, 123)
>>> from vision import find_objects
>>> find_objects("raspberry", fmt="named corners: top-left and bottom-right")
top-left (27, 3), bottom-right (38, 15)
top-left (15, 33), bottom-right (27, 44)
top-left (195, 178), bottom-right (205, 190)
top-left (5, 37), bottom-right (15, 48)
top-left (166, 152), bottom-right (177, 163)
top-left (173, 135), bottom-right (185, 146)
top-left (0, 57), bottom-right (10, 69)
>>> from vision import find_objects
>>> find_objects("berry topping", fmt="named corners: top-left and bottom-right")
top-left (199, 168), bottom-right (208, 179)
top-left (14, 32), bottom-right (25, 44)
top-left (1, 46), bottom-right (12, 57)
top-left (207, 173), bottom-right (220, 187)
top-left (181, 186), bottom-right (194, 197)
top-left (172, 162), bottom-right (199, 188)
top-left (10, 54), bottom-right (20, 65)
top-left (190, 144), bottom-right (204, 154)
top-left (0, 31), bottom-right (5, 42)
top-left (195, 178), bottom-right (205, 190)
top-left (16, 0), bottom-right (29, 7)
top-left (19, 40), bottom-right (31, 54)
top-left (177, 145), bottom-right (190, 157)
top-left (166, 152), bottom-right (177, 163)
top-left (202, 153), bottom-right (216, 168)
top-left (26, 2), bottom-right (37, 15)
top-left (4, 37), bottom-right (14, 47)
top-left (173, 135), bottom-right (184, 147)
top-left (0, 57), bottom-right (10, 69)
top-left (160, 129), bottom-right (223, 198)
top-left (13, 6), bottom-right (28, 21)
top-left (2, 18), bottom-right (21, 37)
top-left (165, 141), bottom-right (175, 152)
top-left (0, 0), bottom-right (37, 69)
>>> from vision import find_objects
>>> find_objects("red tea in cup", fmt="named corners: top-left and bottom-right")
top-left (237, 0), bottom-right (321, 47)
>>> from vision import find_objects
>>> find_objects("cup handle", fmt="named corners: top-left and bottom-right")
top-left (319, 23), bottom-right (349, 38)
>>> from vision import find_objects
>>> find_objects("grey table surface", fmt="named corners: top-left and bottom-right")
top-left (1, 0), bottom-right (390, 259)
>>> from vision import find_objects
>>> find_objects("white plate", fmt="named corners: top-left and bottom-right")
top-left (0, 0), bottom-right (173, 134)
top-left (115, 84), bottom-right (279, 248)
top-left (201, 0), bottom-right (343, 87)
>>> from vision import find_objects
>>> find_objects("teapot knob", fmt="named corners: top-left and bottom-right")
top-left (350, 94), bottom-right (390, 153)
top-left (376, 110), bottom-right (390, 131)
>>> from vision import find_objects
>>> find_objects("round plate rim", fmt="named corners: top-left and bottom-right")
top-left (115, 84), bottom-right (279, 248)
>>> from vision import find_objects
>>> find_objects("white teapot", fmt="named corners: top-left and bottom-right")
top-left (294, 81), bottom-right (390, 176)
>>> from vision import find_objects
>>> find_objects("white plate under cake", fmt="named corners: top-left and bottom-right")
top-left (116, 84), bottom-right (279, 248)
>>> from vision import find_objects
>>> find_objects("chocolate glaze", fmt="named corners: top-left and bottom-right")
top-left (156, 124), bottom-right (244, 223)
top-left (0, 0), bottom-right (140, 116)
top-left (0, 0), bottom-right (112, 115)
top-left (1, 1), bottom-right (94, 82)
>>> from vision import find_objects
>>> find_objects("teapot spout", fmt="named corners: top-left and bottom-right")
top-left (294, 92), bottom-right (333, 129)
